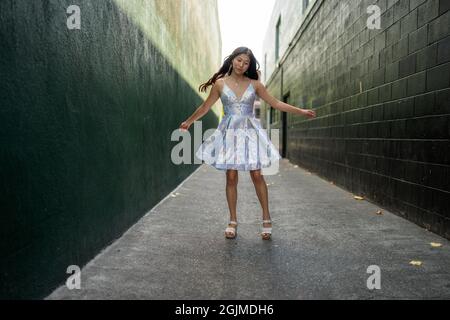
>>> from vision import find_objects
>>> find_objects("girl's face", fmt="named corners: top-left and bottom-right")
top-left (232, 54), bottom-right (251, 75)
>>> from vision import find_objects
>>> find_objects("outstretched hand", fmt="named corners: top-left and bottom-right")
top-left (301, 109), bottom-right (316, 118)
top-left (179, 120), bottom-right (192, 132)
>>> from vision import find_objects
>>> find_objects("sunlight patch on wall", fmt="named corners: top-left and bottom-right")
top-left (113, 0), bottom-right (223, 118)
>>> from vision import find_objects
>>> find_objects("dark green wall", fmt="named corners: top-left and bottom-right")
top-left (0, 0), bottom-right (220, 299)
top-left (263, 0), bottom-right (450, 239)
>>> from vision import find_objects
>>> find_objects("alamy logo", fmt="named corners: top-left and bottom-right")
top-left (367, 5), bottom-right (381, 30)
top-left (66, 265), bottom-right (81, 290)
top-left (67, 5), bottom-right (81, 30)
top-left (366, 265), bottom-right (381, 290)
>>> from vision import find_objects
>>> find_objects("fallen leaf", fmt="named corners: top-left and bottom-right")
top-left (376, 210), bottom-right (383, 215)
top-left (430, 242), bottom-right (442, 248)
top-left (293, 165), bottom-right (298, 168)
top-left (409, 260), bottom-right (422, 266)
top-left (354, 196), bottom-right (364, 200)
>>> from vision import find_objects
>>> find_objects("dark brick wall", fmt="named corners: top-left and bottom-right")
top-left (263, 0), bottom-right (450, 238)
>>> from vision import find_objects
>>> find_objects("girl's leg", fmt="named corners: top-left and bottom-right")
top-left (226, 169), bottom-right (239, 223)
top-left (249, 169), bottom-right (271, 225)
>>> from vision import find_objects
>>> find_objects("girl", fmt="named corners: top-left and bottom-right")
top-left (179, 47), bottom-right (316, 240)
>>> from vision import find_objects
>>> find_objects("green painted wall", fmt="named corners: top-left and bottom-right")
top-left (262, 0), bottom-right (450, 239)
top-left (0, 0), bottom-right (221, 299)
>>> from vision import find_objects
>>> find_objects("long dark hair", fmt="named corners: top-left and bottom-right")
top-left (199, 47), bottom-right (261, 93)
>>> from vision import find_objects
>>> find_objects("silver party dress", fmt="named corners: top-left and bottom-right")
top-left (195, 80), bottom-right (281, 171)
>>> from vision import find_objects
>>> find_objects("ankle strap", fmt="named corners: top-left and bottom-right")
top-left (229, 221), bottom-right (237, 225)
top-left (263, 220), bottom-right (272, 223)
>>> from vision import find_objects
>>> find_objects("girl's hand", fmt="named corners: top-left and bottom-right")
top-left (301, 108), bottom-right (316, 118)
top-left (179, 120), bottom-right (192, 131)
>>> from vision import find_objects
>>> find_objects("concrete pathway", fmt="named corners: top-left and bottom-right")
top-left (47, 159), bottom-right (450, 299)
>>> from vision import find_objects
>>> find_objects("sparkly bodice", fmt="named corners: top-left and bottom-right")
top-left (220, 81), bottom-right (256, 117)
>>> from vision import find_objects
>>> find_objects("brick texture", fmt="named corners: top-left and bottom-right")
top-left (263, 0), bottom-right (450, 239)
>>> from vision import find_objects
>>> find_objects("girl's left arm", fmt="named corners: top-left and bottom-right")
top-left (254, 80), bottom-right (316, 118)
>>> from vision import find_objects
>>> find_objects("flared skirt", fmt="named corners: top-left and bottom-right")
top-left (195, 115), bottom-right (282, 171)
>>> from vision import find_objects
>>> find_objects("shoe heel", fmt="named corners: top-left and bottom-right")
top-left (261, 220), bottom-right (272, 240)
top-left (225, 221), bottom-right (238, 239)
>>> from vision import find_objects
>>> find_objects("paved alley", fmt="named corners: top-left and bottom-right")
top-left (47, 159), bottom-right (450, 299)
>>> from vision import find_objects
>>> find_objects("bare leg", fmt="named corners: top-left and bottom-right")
top-left (225, 170), bottom-right (238, 237)
top-left (250, 169), bottom-right (272, 238)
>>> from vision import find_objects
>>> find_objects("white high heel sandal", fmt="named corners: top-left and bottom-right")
top-left (261, 220), bottom-right (272, 240)
top-left (225, 221), bottom-right (238, 239)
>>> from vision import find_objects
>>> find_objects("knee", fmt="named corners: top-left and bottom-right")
top-left (250, 171), bottom-right (264, 183)
top-left (226, 172), bottom-right (238, 187)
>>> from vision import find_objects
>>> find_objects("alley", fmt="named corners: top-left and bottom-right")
top-left (47, 159), bottom-right (450, 299)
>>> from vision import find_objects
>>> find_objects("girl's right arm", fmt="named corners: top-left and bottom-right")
top-left (179, 80), bottom-right (221, 131)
